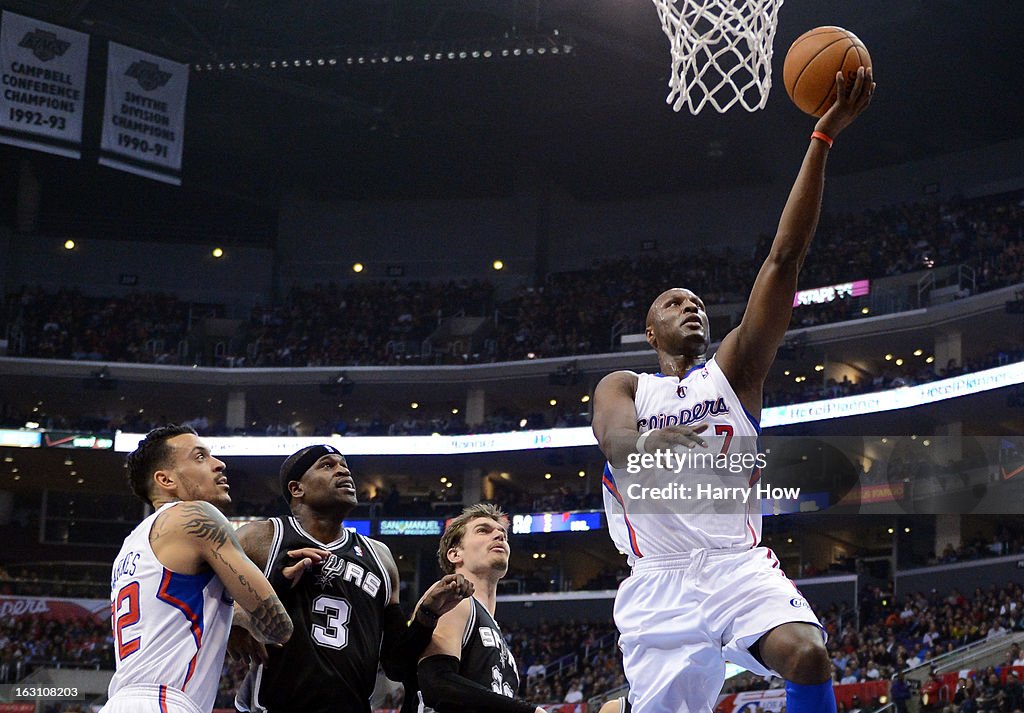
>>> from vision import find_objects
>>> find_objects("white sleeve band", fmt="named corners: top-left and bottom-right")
top-left (635, 430), bottom-right (653, 455)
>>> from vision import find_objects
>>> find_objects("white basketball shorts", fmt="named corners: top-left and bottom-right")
top-left (100, 684), bottom-right (204, 713)
top-left (614, 546), bottom-right (825, 713)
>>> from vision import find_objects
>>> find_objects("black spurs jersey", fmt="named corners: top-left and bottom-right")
top-left (419, 597), bottom-right (521, 713)
top-left (235, 516), bottom-right (392, 713)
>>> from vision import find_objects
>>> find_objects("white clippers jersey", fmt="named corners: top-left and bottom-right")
top-left (107, 502), bottom-right (234, 712)
top-left (603, 356), bottom-right (762, 565)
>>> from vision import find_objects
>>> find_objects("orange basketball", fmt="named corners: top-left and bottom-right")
top-left (783, 26), bottom-right (872, 117)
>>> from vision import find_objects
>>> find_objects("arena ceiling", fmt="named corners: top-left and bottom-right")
top-left (2, 0), bottom-right (1023, 202)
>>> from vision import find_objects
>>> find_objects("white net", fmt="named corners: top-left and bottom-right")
top-left (652, 0), bottom-right (784, 114)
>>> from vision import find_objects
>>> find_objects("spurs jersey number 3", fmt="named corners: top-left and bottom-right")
top-left (602, 356), bottom-right (762, 563)
top-left (107, 502), bottom-right (234, 713)
top-left (236, 517), bottom-right (391, 713)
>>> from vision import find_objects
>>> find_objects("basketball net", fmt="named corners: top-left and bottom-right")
top-left (652, 0), bottom-right (784, 114)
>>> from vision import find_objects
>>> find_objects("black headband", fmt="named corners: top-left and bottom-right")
top-left (280, 444), bottom-right (342, 499)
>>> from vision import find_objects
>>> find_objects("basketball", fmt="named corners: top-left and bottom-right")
top-left (783, 26), bottom-right (872, 117)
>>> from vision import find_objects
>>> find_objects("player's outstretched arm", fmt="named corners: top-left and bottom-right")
top-left (372, 538), bottom-right (474, 682)
top-left (717, 67), bottom-right (875, 409)
top-left (418, 599), bottom-right (543, 713)
top-left (174, 502), bottom-right (293, 646)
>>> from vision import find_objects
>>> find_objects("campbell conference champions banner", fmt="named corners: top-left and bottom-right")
top-left (100, 42), bottom-right (188, 185)
top-left (0, 11), bottom-right (90, 159)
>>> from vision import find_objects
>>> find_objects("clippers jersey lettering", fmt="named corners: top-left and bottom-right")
top-left (419, 598), bottom-right (520, 713)
top-left (107, 502), bottom-right (234, 713)
top-left (603, 357), bottom-right (761, 563)
top-left (237, 517), bottom-right (391, 713)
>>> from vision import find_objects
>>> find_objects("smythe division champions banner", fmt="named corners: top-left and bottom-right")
top-left (100, 42), bottom-right (188, 185)
top-left (0, 11), bottom-right (89, 158)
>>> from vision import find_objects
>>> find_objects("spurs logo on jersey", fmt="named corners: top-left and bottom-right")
top-left (478, 625), bottom-right (519, 697)
top-left (603, 356), bottom-right (762, 562)
top-left (314, 552), bottom-right (382, 597)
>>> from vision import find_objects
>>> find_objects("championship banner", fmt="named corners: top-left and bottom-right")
top-left (100, 42), bottom-right (188, 185)
top-left (0, 11), bottom-right (89, 158)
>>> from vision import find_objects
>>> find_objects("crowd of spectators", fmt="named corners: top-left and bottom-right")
top-left (4, 191), bottom-right (1022, 368)
top-left (725, 581), bottom-right (1024, 712)
top-left (2, 569), bottom-right (1023, 709)
top-left (0, 343), bottom-right (1018, 441)
top-left (0, 613), bottom-right (113, 684)
top-left (243, 280), bottom-right (494, 367)
top-left (3, 287), bottom-right (210, 363)
top-left (764, 346), bottom-right (1024, 408)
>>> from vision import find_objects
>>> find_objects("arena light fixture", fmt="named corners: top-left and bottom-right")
top-left (352, 262), bottom-right (364, 273)
top-left (410, 402), bottom-right (419, 409)
top-left (212, 247), bottom-right (224, 258)
top-left (544, 473), bottom-right (552, 480)
top-left (884, 353), bottom-right (893, 361)
top-left (492, 259), bottom-right (504, 271)
top-left (913, 349), bottom-right (923, 356)
top-left (192, 33), bottom-right (573, 75)
top-left (581, 394), bottom-right (590, 403)
top-left (578, 471), bottom-right (586, 478)
top-left (549, 399), bottom-right (557, 406)
top-left (63, 239), bottom-right (76, 250)
top-left (861, 307), bottom-right (870, 314)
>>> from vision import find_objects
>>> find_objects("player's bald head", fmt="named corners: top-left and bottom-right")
top-left (647, 288), bottom-right (696, 327)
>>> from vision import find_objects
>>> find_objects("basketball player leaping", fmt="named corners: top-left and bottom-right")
top-left (417, 504), bottom-right (546, 713)
top-left (103, 425), bottom-right (303, 713)
top-left (593, 67), bottom-right (874, 713)
top-left (231, 445), bottom-right (474, 713)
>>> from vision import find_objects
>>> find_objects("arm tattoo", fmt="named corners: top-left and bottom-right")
top-left (181, 503), bottom-right (230, 549)
top-left (249, 594), bottom-right (293, 645)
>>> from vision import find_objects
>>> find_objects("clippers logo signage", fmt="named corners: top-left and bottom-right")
top-left (100, 42), bottom-right (189, 185)
top-left (0, 11), bottom-right (90, 158)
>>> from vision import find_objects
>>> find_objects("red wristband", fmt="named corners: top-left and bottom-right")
top-left (811, 130), bottom-right (834, 148)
